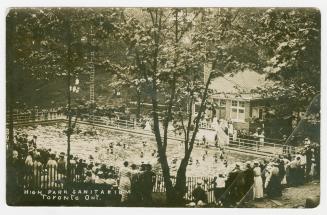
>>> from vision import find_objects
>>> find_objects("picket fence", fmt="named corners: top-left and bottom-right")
top-left (22, 165), bottom-right (224, 204)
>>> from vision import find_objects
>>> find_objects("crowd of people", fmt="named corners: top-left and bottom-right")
top-left (7, 131), bottom-right (158, 206)
top-left (187, 137), bottom-right (320, 207)
top-left (7, 132), bottom-right (120, 190)
top-left (7, 127), bottom-right (320, 207)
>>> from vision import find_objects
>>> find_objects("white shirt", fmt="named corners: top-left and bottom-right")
top-left (215, 177), bottom-right (226, 188)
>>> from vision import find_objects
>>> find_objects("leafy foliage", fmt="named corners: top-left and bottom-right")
top-left (252, 8), bottom-right (320, 113)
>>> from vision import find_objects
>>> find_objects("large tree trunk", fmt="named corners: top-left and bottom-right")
top-left (174, 156), bottom-right (189, 202)
top-left (151, 93), bottom-right (177, 205)
top-left (147, 8), bottom-right (180, 205)
top-left (159, 151), bottom-right (176, 205)
top-left (136, 91), bottom-right (141, 119)
top-left (153, 121), bottom-right (177, 205)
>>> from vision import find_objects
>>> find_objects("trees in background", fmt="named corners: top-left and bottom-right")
top-left (250, 8), bottom-right (320, 139)
top-left (107, 8), bottom-right (263, 203)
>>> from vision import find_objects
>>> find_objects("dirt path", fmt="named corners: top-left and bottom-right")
top-left (243, 181), bottom-right (320, 208)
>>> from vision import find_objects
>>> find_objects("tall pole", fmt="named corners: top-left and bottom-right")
top-left (89, 25), bottom-right (95, 125)
top-left (65, 16), bottom-right (73, 181)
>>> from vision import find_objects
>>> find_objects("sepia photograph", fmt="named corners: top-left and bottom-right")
top-left (5, 7), bottom-right (321, 208)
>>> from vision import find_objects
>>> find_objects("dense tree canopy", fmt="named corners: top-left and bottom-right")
top-left (253, 8), bottom-right (320, 115)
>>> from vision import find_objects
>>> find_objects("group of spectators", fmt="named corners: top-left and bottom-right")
top-left (7, 132), bottom-right (120, 190)
top-left (118, 161), bottom-right (156, 206)
top-left (188, 137), bottom-right (320, 207)
top-left (7, 131), bottom-right (158, 206)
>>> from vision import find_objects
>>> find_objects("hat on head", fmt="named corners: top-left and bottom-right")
top-left (197, 180), bottom-right (203, 185)
top-left (188, 202), bottom-right (196, 207)
top-left (97, 171), bottom-right (104, 175)
top-left (59, 152), bottom-right (65, 157)
top-left (197, 200), bottom-right (206, 206)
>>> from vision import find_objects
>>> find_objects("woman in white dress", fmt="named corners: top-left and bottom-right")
top-left (144, 120), bottom-right (152, 131)
top-left (281, 158), bottom-right (290, 185)
top-left (119, 161), bottom-right (132, 203)
top-left (253, 161), bottom-right (263, 199)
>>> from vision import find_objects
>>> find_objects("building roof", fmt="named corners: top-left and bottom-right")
top-left (210, 69), bottom-right (271, 94)
top-left (211, 92), bottom-right (263, 101)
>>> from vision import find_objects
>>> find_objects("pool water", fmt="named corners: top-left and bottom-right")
top-left (14, 122), bottom-right (256, 177)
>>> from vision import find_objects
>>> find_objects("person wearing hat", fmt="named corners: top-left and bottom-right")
top-left (95, 171), bottom-right (106, 184)
top-left (69, 154), bottom-right (77, 169)
top-left (32, 154), bottom-right (42, 187)
top-left (46, 153), bottom-right (57, 168)
top-left (235, 162), bottom-right (247, 201)
top-left (75, 159), bottom-right (84, 177)
top-left (192, 180), bottom-right (207, 206)
top-left (304, 140), bottom-right (313, 182)
top-left (265, 162), bottom-right (282, 198)
top-left (213, 174), bottom-right (227, 206)
top-left (243, 161), bottom-right (254, 198)
top-left (7, 150), bottom-right (23, 198)
top-left (234, 162), bottom-right (241, 171)
top-left (46, 153), bottom-right (58, 188)
top-left (25, 150), bottom-right (34, 168)
top-left (253, 161), bottom-right (263, 200)
top-left (118, 161), bottom-right (132, 204)
top-left (225, 163), bottom-right (242, 206)
top-left (129, 164), bottom-right (141, 205)
top-left (32, 135), bottom-right (37, 148)
top-left (38, 148), bottom-right (49, 165)
top-left (57, 152), bottom-right (67, 175)
top-left (287, 156), bottom-right (302, 186)
top-left (139, 164), bottom-right (156, 206)
top-left (304, 137), bottom-right (311, 146)
top-left (84, 170), bottom-right (95, 184)
top-left (277, 159), bottom-right (286, 190)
